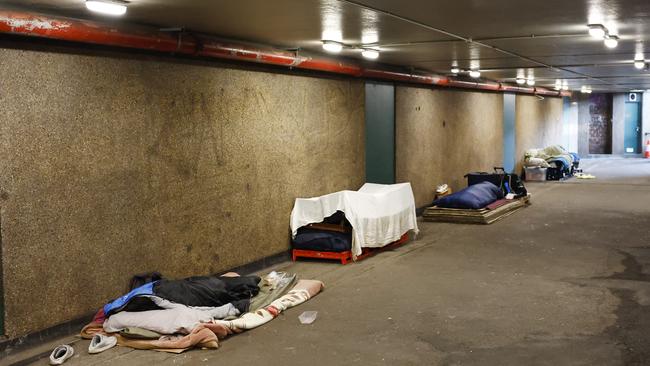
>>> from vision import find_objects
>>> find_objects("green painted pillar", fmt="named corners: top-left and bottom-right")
top-left (365, 82), bottom-right (395, 184)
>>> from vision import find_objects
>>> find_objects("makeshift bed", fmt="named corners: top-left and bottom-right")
top-left (423, 181), bottom-right (530, 224)
top-left (523, 145), bottom-right (580, 181)
top-left (290, 183), bottom-right (419, 263)
top-left (81, 271), bottom-right (324, 354)
top-left (423, 195), bottom-right (531, 224)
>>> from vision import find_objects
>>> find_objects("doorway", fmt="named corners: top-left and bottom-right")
top-left (624, 98), bottom-right (642, 154)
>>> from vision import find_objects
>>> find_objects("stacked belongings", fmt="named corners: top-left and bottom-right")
top-left (81, 271), bottom-right (324, 353)
top-left (523, 145), bottom-right (580, 181)
top-left (423, 169), bottom-right (530, 224)
top-left (292, 211), bottom-right (353, 253)
top-left (290, 183), bottom-right (419, 264)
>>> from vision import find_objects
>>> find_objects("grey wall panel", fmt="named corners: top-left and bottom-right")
top-left (365, 82), bottom-right (395, 184)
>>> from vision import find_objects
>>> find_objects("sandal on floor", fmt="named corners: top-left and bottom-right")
top-left (49, 344), bottom-right (74, 365)
top-left (88, 334), bottom-right (117, 354)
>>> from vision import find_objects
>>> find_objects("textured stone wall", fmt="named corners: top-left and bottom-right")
top-left (0, 48), bottom-right (365, 338)
top-left (395, 87), bottom-right (504, 208)
top-left (515, 95), bottom-right (564, 172)
top-left (587, 94), bottom-right (613, 154)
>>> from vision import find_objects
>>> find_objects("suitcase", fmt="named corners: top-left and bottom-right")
top-left (465, 168), bottom-right (505, 187)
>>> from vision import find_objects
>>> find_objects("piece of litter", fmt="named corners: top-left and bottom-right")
top-left (299, 311), bottom-right (318, 324)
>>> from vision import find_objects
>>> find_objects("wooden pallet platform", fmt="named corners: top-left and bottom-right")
top-left (292, 233), bottom-right (409, 265)
top-left (422, 196), bottom-right (531, 224)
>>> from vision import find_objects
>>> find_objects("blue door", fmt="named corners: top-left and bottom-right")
top-left (624, 100), bottom-right (642, 154)
top-left (365, 82), bottom-right (395, 184)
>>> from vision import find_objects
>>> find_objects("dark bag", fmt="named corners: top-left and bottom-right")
top-left (546, 166), bottom-right (564, 181)
top-left (466, 167), bottom-right (527, 198)
top-left (501, 170), bottom-right (528, 197)
top-left (465, 170), bottom-right (503, 187)
top-left (128, 271), bottom-right (163, 291)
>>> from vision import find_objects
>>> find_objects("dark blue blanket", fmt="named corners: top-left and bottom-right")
top-left (292, 229), bottom-right (352, 252)
top-left (548, 157), bottom-right (570, 170)
top-left (433, 181), bottom-right (503, 209)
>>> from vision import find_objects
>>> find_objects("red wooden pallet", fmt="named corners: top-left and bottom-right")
top-left (292, 233), bottom-right (409, 265)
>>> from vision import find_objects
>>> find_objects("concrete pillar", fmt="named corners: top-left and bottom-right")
top-left (563, 97), bottom-right (579, 152)
top-left (612, 93), bottom-right (626, 155)
top-left (643, 91), bottom-right (650, 148)
top-left (503, 93), bottom-right (516, 173)
top-left (577, 94), bottom-right (591, 157)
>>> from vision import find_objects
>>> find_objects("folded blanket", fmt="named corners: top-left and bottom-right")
top-left (524, 157), bottom-right (549, 168)
top-left (103, 300), bottom-right (239, 334)
top-left (216, 279), bottom-right (324, 330)
top-left (432, 182), bottom-right (503, 209)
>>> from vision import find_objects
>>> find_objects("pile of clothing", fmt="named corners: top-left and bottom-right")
top-left (80, 271), bottom-right (324, 353)
top-left (523, 145), bottom-right (580, 172)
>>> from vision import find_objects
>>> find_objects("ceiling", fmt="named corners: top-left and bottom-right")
top-left (3, 0), bottom-right (650, 92)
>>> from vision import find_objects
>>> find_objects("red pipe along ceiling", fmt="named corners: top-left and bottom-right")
top-left (0, 10), bottom-right (569, 97)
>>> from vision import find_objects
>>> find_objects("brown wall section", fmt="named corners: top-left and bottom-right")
top-left (0, 48), bottom-right (365, 338)
top-left (395, 87), bottom-right (504, 208)
top-left (515, 95), bottom-right (564, 172)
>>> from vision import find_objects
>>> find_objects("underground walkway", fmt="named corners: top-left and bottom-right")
top-left (7, 158), bottom-right (650, 366)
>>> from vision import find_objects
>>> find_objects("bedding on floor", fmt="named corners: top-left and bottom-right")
top-left (290, 183), bottom-right (418, 256)
top-left (432, 181), bottom-right (503, 209)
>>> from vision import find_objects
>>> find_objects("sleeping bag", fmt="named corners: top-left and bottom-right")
top-left (292, 228), bottom-right (352, 252)
top-left (432, 181), bottom-right (503, 209)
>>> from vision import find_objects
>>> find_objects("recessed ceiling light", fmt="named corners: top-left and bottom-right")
top-left (322, 40), bottom-right (343, 53)
top-left (85, 0), bottom-right (127, 16)
top-left (361, 48), bottom-right (379, 60)
top-left (634, 60), bottom-right (645, 69)
top-left (469, 70), bottom-right (481, 78)
top-left (588, 24), bottom-right (607, 39)
top-left (554, 80), bottom-right (562, 90)
top-left (526, 78), bottom-right (535, 86)
top-left (562, 81), bottom-right (569, 91)
top-left (604, 35), bottom-right (619, 48)
top-left (581, 86), bottom-right (592, 94)
top-left (516, 78), bottom-right (526, 85)
top-left (451, 67), bottom-right (460, 74)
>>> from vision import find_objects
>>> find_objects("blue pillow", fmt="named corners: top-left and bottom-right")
top-left (433, 181), bottom-right (503, 209)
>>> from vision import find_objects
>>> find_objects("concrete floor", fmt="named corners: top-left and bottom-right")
top-left (6, 158), bottom-right (650, 366)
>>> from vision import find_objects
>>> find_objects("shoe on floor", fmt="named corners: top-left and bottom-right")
top-left (88, 334), bottom-right (117, 354)
top-left (49, 344), bottom-right (74, 365)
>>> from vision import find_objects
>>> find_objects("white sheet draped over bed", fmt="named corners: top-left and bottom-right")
top-left (290, 183), bottom-right (419, 256)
